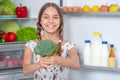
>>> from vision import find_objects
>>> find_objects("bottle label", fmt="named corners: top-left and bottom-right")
top-left (108, 57), bottom-right (116, 68)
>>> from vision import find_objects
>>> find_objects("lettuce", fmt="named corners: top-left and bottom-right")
top-left (16, 27), bottom-right (37, 42)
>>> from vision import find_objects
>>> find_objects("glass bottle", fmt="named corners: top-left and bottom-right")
top-left (83, 40), bottom-right (92, 65)
top-left (108, 44), bottom-right (116, 68)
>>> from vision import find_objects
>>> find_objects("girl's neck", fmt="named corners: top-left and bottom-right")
top-left (42, 33), bottom-right (58, 41)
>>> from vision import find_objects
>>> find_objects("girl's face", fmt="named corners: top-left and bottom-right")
top-left (40, 6), bottom-right (60, 34)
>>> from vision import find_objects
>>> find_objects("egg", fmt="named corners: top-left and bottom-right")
top-left (73, 6), bottom-right (79, 12)
top-left (68, 7), bottom-right (73, 12)
top-left (79, 7), bottom-right (83, 12)
top-left (63, 6), bottom-right (68, 12)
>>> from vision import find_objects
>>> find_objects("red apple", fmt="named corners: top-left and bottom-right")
top-left (99, 5), bottom-right (109, 12)
top-left (7, 32), bottom-right (17, 42)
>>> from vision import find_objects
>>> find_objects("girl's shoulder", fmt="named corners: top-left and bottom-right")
top-left (61, 39), bottom-right (68, 45)
top-left (25, 39), bottom-right (37, 47)
top-left (61, 40), bottom-right (76, 49)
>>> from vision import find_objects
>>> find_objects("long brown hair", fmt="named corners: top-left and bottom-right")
top-left (37, 2), bottom-right (64, 56)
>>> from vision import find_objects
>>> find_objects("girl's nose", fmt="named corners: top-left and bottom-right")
top-left (48, 17), bottom-right (54, 23)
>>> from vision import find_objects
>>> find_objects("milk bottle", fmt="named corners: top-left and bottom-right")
top-left (83, 40), bottom-right (92, 65)
top-left (101, 41), bottom-right (109, 67)
top-left (91, 32), bottom-right (102, 66)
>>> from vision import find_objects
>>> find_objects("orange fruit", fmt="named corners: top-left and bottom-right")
top-left (92, 5), bottom-right (99, 12)
top-left (83, 5), bottom-right (91, 12)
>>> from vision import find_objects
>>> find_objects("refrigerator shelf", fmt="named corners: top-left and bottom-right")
top-left (81, 65), bottom-right (120, 73)
top-left (63, 12), bottom-right (120, 17)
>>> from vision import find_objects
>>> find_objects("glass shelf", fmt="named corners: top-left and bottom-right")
top-left (63, 12), bottom-right (120, 17)
top-left (0, 17), bottom-right (37, 20)
top-left (0, 42), bottom-right (25, 52)
top-left (0, 42), bottom-right (26, 45)
top-left (81, 65), bottom-right (120, 72)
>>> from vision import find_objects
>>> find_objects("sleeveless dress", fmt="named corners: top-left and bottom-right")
top-left (25, 40), bottom-right (76, 80)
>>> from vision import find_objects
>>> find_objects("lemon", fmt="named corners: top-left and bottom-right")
top-left (109, 4), bottom-right (119, 12)
top-left (92, 5), bottom-right (99, 12)
top-left (83, 5), bottom-right (91, 12)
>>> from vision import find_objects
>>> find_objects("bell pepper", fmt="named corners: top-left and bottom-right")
top-left (16, 4), bottom-right (28, 18)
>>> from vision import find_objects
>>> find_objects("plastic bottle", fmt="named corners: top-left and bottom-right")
top-left (108, 44), bottom-right (116, 68)
top-left (101, 41), bottom-right (109, 67)
top-left (91, 32), bottom-right (102, 66)
top-left (83, 40), bottom-right (92, 65)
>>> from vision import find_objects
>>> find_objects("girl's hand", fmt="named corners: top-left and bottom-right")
top-left (39, 55), bottom-right (60, 68)
top-left (39, 57), bottom-right (52, 68)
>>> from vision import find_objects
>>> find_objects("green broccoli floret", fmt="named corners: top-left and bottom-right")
top-left (34, 39), bottom-right (59, 57)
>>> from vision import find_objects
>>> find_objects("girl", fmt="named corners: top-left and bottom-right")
top-left (23, 2), bottom-right (80, 80)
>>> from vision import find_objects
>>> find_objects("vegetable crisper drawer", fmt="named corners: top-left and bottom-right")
top-left (0, 42), bottom-right (25, 69)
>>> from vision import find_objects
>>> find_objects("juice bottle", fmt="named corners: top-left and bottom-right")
top-left (108, 44), bottom-right (116, 68)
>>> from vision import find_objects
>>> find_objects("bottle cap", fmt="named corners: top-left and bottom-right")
top-left (102, 41), bottom-right (108, 44)
top-left (110, 44), bottom-right (114, 47)
top-left (85, 40), bottom-right (91, 43)
top-left (94, 32), bottom-right (100, 36)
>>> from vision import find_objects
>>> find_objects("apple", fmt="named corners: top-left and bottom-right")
top-left (100, 5), bottom-right (109, 12)
top-left (7, 32), bottom-right (17, 42)
top-left (109, 4), bottom-right (119, 12)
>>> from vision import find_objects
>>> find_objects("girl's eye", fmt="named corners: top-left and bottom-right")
top-left (43, 16), bottom-right (49, 19)
top-left (53, 16), bottom-right (59, 19)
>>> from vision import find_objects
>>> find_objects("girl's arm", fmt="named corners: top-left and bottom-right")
top-left (43, 47), bottom-right (80, 69)
top-left (58, 47), bottom-right (80, 69)
top-left (23, 47), bottom-right (41, 75)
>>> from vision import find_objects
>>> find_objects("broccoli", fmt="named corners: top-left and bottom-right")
top-left (34, 39), bottom-right (59, 57)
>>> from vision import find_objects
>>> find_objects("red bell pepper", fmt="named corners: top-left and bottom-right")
top-left (16, 4), bottom-right (28, 18)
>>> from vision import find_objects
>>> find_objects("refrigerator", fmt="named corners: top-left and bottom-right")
top-left (0, 0), bottom-right (120, 80)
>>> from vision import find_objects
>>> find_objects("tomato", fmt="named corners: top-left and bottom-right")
top-left (7, 32), bottom-right (17, 42)
top-left (1, 32), bottom-right (8, 42)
